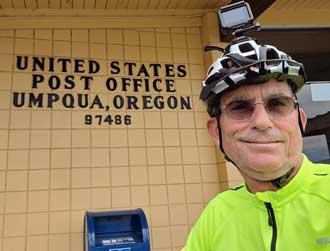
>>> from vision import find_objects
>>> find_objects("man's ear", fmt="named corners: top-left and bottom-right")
top-left (207, 117), bottom-right (220, 146)
top-left (299, 108), bottom-right (308, 131)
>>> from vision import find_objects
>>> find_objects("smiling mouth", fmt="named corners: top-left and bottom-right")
top-left (241, 140), bottom-right (282, 144)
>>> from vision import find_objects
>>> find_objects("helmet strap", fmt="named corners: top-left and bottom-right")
top-left (215, 106), bottom-right (237, 164)
top-left (270, 167), bottom-right (295, 189)
top-left (296, 101), bottom-right (305, 136)
top-left (216, 114), bottom-right (226, 155)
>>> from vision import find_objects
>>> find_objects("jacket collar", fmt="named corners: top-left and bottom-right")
top-left (245, 155), bottom-right (312, 207)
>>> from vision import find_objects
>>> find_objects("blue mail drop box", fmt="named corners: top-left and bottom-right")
top-left (84, 209), bottom-right (150, 251)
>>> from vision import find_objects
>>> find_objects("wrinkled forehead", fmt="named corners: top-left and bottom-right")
top-left (220, 79), bottom-right (293, 104)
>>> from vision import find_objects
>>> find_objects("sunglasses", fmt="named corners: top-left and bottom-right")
top-left (220, 95), bottom-right (299, 120)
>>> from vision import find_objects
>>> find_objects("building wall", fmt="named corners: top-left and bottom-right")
top-left (258, 0), bottom-right (330, 25)
top-left (0, 13), bottom-right (240, 251)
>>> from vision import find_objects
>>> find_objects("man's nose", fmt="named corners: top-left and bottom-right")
top-left (249, 103), bottom-right (273, 130)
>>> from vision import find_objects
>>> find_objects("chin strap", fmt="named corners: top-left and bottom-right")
top-left (270, 167), bottom-right (295, 189)
top-left (215, 106), bottom-right (234, 163)
top-left (296, 100), bottom-right (305, 136)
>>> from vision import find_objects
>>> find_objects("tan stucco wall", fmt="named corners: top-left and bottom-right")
top-left (0, 11), bottom-right (235, 251)
top-left (258, 0), bottom-right (330, 26)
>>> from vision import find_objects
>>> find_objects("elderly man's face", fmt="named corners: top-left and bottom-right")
top-left (208, 79), bottom-right (307, 181)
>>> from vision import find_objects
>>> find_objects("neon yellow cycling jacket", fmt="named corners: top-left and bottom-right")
top-left (182, 156), bottom-right (330, 251)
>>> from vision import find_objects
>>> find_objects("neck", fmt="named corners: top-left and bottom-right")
top-left (240, 165), bottom-right (301, 194)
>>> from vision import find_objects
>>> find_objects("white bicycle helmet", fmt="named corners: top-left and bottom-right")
top-left (202, 37), bottom-right (307, 187)
top-left (201, 37), bottom-right (307, 117)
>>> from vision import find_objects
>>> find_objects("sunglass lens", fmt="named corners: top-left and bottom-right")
top-left (226, 100), bottom-right (254, 120)
top-left (266, 96), bottom-right (295, 116)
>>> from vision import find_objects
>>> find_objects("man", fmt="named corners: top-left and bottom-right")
top-left (182, 32), bottom-right (330, 250)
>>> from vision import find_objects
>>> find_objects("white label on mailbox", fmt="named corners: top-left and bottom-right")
top-left (102, 237), bottom-right (135, 246)
top-left (108, 248), bottom-right (131, 251)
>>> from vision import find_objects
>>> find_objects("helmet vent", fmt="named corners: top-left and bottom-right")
top-left (246, 54), bottom-right (258, 60)
top-left (239, 42), bottom-right (255, 53)
top-left (220, 58), bottom-right (233, 69)
top-left (207, 66), bottom-right (214, 75)
top-left (266, 48), bottom-right (279, 59)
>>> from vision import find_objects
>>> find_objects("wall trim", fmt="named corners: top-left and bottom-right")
top-left (0, 9), bottom-right (215, 29)
top-left (0, 8), bottom-right (214, 17)
top-left (0, 16), bottom-right (202, 29)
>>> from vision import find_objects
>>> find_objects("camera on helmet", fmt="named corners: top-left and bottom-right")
top-left (204, 1), bottom-right (261, 53)
top-left (218, 1), bottom-right (260, 38)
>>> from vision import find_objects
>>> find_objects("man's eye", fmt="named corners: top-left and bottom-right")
top-left (267, 97), bottom-right (289, 108)
top-left (228, 101), bottom-right (251, 111)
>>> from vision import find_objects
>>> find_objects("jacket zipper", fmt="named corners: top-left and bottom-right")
top-left (265, 202), bottom-right (277, 251)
